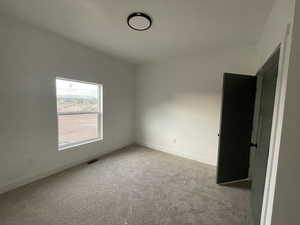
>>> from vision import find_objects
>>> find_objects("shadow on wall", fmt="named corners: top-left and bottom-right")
top-left (135, 69), bottom-right (223, 165)
top-left (135, 49), bottom-right (256, 166)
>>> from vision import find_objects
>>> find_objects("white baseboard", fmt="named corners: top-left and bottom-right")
top-left (0, 144), bottom-right (133, 194)
top-left (136, 142), bottom-right (217, 167)
top-left (0, 143), bottom-right (215, 194)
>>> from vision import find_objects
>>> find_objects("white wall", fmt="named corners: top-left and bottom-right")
top-left (135, 46), bottom-right (256, 166)
top-left (256, 0), bottom-right (295, 70)
top-left (267, 1), bottom-right (300, 224)
top-left (254, 0), bottom-right (296, 225)
top-left (0, 15), bottom-right (135, 193)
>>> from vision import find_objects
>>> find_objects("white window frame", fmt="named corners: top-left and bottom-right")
top-left (56, 77), bottom-right (103, 151)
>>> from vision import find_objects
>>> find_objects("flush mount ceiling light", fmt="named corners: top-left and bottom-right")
top-left (127, 12), bottom-right (152, 31)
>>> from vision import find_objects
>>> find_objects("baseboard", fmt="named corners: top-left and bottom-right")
top-left (0, 144), bottom-right (133, 195)
top-left (136, 142), bottom-right (217, 167)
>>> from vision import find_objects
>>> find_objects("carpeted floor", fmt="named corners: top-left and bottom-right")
top-left (0, 146), bottom-right (253, 225)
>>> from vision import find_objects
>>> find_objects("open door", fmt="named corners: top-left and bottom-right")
top-left (217, 73), bottom-right (256, 184)
top-left (251, 48), bottom-right (280, 225)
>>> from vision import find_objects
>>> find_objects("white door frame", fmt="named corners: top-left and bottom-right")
top-left (260, 23), bottom-right (293, 225)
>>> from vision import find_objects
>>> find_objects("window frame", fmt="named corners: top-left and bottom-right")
top-left (56, 77), bottom-right (103, 151)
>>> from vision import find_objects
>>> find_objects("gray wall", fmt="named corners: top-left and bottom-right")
top-left (136, 46), bottom-right (256, 166)
top-left (256, 0), bottom-right (295, 70)
top-left (271, 1), bottom-right (300, 224)
top-left (254, 0), bottom-right (296, 224)
top-left (0, 15), bottom-right (135, 193)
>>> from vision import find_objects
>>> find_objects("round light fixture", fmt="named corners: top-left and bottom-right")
top-left (127, 12), bottom-right (152, 31)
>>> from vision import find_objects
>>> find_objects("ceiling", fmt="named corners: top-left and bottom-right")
top-left (0, 0), bottom-right (274, 64)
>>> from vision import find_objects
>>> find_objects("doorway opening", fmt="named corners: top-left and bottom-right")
top-left (217, 48), bottom-right (281, 225)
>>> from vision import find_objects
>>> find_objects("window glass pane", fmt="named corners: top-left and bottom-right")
top-left (58, 114), bottom-right (99, 146)
top-left (56, 79), bottom-right (99, 113)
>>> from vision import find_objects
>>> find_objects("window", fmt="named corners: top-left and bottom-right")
top-left (56, 78), bottom-right (102, 150)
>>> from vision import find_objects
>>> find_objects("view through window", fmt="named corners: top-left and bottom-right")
top-left (56, 78), bottom-right (102, 150)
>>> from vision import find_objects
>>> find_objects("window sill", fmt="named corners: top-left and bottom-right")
top-left (58, 138), bottom-right (103, 151)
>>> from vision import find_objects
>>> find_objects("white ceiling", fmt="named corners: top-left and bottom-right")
top-left (0, 0), bottom-right (274, 64)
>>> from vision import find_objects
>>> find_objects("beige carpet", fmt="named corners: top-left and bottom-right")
top-left (0, 146), bottom-right (254, 225)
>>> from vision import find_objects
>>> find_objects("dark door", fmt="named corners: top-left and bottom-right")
top-left (217, 73), bottom-right (256, 184)
top-left (251, 49), bottom-right (280, 225)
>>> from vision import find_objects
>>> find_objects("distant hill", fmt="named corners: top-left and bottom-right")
top-left (57, 95), bottom-right (96, 99)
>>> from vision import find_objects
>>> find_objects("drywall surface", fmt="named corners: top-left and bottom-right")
top-left (254, 0), bottom-right (296, 225)
top-left (256, 0), bottom-right (295, 69)
top-left (270, 1), bottom-right (300, 224)
top-left (0, 15), bottom-right (135, 193)
top-left (135, 47), bottom-right (256, 166)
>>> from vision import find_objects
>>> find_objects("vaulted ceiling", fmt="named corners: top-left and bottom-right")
top-left (0, 0), bottom-right (274, 64)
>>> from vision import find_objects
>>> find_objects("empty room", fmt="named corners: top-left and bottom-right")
top-left (0, 0), bottom-right (299, 225)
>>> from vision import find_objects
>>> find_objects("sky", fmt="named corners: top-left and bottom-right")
top-left (56, 78), bottom-right (99, 98)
